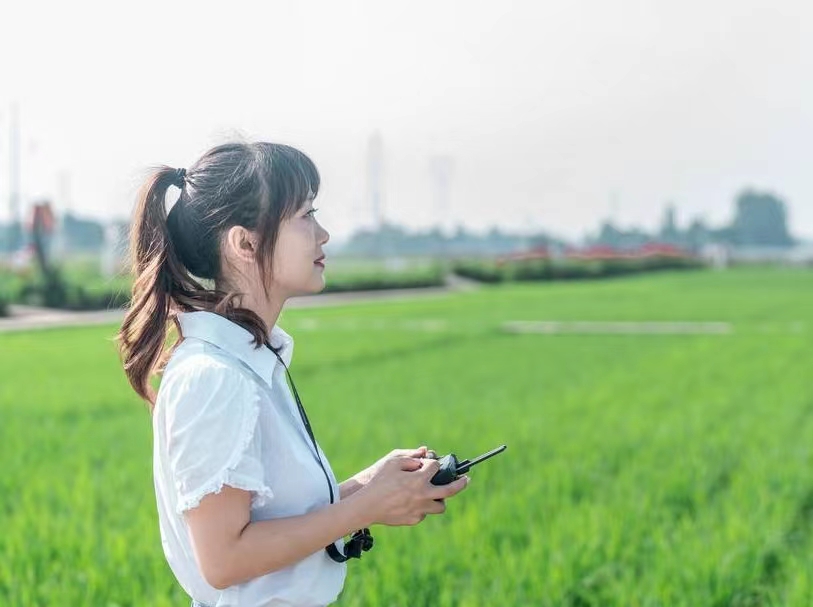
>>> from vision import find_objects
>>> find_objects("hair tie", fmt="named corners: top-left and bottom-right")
top-left (172, 167), bottom-right (187, 189)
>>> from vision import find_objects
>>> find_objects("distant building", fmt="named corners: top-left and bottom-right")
top-left (0, 212), bottom-right (113, 257)
top-left (62, 213), bottom-right (105, 253)
top-left (732, 191), bottom-right (794, 247)
top-left (592, 189), bottom-right (797, 253)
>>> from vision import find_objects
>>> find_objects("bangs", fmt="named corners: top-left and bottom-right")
top-left (258, 143), bottom-right (321, 217)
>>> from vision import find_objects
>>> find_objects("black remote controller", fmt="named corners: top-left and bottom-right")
top-left (429, 444), bottom-right (507, 485)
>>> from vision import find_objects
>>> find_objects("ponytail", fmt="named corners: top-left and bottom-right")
top-left (117, 167), bottom-right (188, 406)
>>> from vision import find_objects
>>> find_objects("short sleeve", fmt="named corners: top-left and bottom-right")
top-left (161, 355), bottom-right (274, 514)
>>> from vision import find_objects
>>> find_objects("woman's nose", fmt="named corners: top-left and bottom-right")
top-left (318, 222), bottom-right (330, 245)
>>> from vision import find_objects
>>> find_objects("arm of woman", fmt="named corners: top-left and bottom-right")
top-left (185, 456), bottom-right (466, 590)
top-left (185, 487), bottom-right (368, 589)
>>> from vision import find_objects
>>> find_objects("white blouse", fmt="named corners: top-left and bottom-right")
top-left (152, 311), bottom-right (347, 607)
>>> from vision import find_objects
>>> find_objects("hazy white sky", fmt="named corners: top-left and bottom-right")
top-left (0, 0), bottom-right (811, 243)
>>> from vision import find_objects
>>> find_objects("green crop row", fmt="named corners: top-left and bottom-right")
top-left (453, 255), bottom-right (703, 283)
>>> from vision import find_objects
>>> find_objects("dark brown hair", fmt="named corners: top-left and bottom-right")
top-left (116, 142), bottom-right (319, 407)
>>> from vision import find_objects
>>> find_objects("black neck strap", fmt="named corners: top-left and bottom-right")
top-left (265, 342), bottom-right (373, 563)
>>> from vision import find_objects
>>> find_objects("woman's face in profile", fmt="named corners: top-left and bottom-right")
top-left (270, 197), bottom-right (330, 299)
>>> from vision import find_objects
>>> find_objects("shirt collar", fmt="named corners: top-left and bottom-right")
top-left (176, 311), bottom-right (294, 382)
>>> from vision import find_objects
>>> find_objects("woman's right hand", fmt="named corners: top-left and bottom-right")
top-left (353, 456), bottom-right (470, 527)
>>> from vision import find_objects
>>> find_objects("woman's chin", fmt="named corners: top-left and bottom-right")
top-left (296, 276), bottom-right (327, 297)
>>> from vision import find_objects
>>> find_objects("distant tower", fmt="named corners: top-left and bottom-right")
top-left (660, 203), bottom-right (678, 243)
top-left (53, 171), bottom-right (73, 257)
top-left (57, 171), bottom-right (72, 213)
top-left (8, 103), bottom-right (22, 251)
top-left (366, 131), bottom-right (385, 229)
top-left (429, 155), bottom-right (454, 234)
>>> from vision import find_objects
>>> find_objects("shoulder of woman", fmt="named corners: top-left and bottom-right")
top-left (163, 338), bottom-right (252, 385)
top-left (157, 344), bottom-right (258, 417)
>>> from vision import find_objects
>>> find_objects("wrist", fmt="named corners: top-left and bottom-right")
top-left (353, 466), bottom-right (372, 486)
top-left (339, 476), bottom-right (364, 500)
top-left (341, 486), bottom-right (375, 529)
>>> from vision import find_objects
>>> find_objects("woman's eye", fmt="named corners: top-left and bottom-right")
top-left (306, 208), bottom-right (319, 218)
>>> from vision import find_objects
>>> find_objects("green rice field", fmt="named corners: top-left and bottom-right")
top-left (1, 267), bottom-right (811, 606)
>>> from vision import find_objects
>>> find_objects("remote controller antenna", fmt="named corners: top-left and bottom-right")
top-left (430, 443), bottom-right (507, 486)
top-left (456, 444), bottom-right (507, 474)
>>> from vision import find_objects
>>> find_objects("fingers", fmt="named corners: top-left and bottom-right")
top-left (429, 476), bottom-right (469, 500)
top-left (391, 446), bottom-right (428, 458)
top-left (397, 456), bottom-right (424, 471)
top-left (395, 452), bottom-right (437, 472)
top-left (409, 513), bottom-right (427, 526)
top-left (426, 499), bottom-right (447, 515)
top-left (418, 457), bottom-right (442, 478)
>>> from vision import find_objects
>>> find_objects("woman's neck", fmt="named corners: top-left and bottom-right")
top-left (257, 297), bottom-right (285, 337)
top-left (217, 281), bottom-right (287, 337)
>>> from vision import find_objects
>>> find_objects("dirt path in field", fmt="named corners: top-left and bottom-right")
top-left (0, 275), bottom-right (481, 334)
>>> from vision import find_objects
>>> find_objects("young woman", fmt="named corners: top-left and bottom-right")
top-left (116, 142), bottom-right (469, 607)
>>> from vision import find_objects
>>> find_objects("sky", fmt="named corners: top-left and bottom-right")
top-left (0, 0), bottom-right (811, 244)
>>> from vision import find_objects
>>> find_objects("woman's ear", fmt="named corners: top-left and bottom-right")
top-left (224, 226), bottom-right (258, 265)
